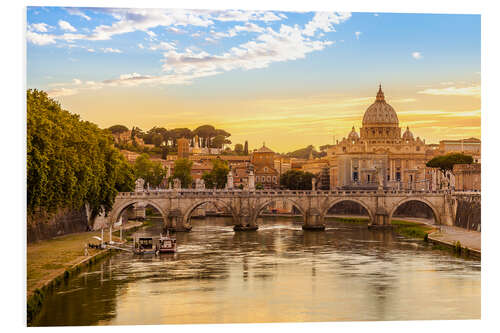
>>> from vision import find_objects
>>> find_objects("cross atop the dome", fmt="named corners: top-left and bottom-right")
top-left (376, 84), bottom-right (385, 102)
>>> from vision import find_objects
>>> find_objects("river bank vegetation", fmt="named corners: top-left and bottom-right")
top-left (391, 220), bottom-right (435, 239)
top-left (27, 89), bottom-right (135, 218)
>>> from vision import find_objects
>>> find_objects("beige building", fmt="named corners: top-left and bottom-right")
top-left (439, 138), bottom-right (481, 163)
top-left (327, 85), bottom-right (438, 190)
top-left (177, 138), bottom-right (190, 159)
top-left (251, 144), bottom-right (280, 188)
top-left (453, 163), bottom-right (481, 191)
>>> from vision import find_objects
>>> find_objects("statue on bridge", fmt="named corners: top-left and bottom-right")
top-left (226, 169), bottom-right (234, 189)
top-left (374, 165), bottom-right (384, 190)
top-left (311, 177), bottom-right (317, 191)
top-left (195, 178), bottom-right (206, 190)
top-left (135, 178), bottom-right (145, 192)
top-left (173, 178), bottom-right (181, 190)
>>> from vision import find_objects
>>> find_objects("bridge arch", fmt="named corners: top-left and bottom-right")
top-left (182, 199), bottom-right (234, 228)
top-left (388, 197), bottom-right (441, 225)
top-left (254, 198), bottom-right (307, 220)
top-left (322, 198), bottom-right (375, 224)
top-left (109, 199), bottom-right (168, 227)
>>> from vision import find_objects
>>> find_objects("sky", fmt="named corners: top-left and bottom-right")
top-left (26, 7), bottom-right (481, 152)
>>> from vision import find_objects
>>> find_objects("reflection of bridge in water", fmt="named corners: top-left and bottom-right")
top-left (109, 189), bottom-right (480, 232)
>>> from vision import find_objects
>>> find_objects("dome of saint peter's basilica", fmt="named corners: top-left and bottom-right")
top-left (359, 85), bottom-right (401, 140)
top-left (362, 84), bottom-right (399, 126)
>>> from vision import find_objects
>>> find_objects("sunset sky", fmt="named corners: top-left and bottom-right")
top-left (27, 7), bottom-right (481, 152)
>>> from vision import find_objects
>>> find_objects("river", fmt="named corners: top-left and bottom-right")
top-left (32, 217), bottom-right (480, 326)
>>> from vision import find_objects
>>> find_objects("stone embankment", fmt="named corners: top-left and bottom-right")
top-left (428, 225), bottom-right (481, 259)
top-left (27, 221), bottom-right (142, 325)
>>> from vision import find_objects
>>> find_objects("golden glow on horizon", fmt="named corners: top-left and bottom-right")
top-left (54, 86), bottom-right (481, 152)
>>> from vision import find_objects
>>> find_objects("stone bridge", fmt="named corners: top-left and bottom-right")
top-left (107, 189), bottom-right (480, 232)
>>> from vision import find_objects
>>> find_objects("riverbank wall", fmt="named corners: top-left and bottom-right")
top-left (27, 247), bottom-right (114, 325)
top-left (27, 222), bottom-right (143, 326)
top-left (28, 207), bottom-right (91, 243)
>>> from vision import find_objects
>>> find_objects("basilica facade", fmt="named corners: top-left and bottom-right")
top-left (327, 85), bottom-right (438, 190)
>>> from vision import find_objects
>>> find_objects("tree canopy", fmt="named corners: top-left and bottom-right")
top-left (202, 159), bottom-right (229, 189)
top-left (426, 153), bottom-right (474, 174)
top-left (171, 158), bottom-right (193, 188)
top-left (27, 89), bottom-right (135, 216)
top-left (107, 125), bottom-right (129, 134)
top-left (279, 170), bottom-right (315, 190)
top-left (286, 145), bottom-right (325, 159)
top-left (133, 153), bottom-right (167, 187)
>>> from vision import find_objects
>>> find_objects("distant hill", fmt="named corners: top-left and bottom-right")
top-left (285, 145), bottom-right (326, 159)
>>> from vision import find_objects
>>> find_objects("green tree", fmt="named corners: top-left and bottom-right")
top-left (27, 89), bottom-right (134, 216)
top-left (234, 143), bottom-right (244, 155)
top-left (172, 158), bottom-right (193, 188)
top-left (133, 153), bottom-right (166, 187)
top-left (426, 153), bottom-right (474, 176)
top-left (280, 170), bottom-right (315, 190)
top-left (286, 145), bottom-right (322, 159)
top-left (152, 133), bottom-right (163, 147)
top-left (255, 183), bottom-right (264, 190)
top-left (169, 128), bottom-right (193, 147)
top-left (193, 125), bottom-right (216, 148)
top-left (107, 125), bottom-right (129, 134)
top-left (202, 159), bottom-right (229, 189)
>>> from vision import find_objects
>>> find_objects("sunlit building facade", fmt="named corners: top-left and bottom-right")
top-left (327, 85), bottom-right (439, 190)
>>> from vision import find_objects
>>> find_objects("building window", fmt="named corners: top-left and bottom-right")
top-left (396, 172), bottom-right (401, 181)
top-left (367, 175), bottom-right (371, 182)
top-left (264, 167), bottom-right (268, 172)
top-left (387, 175), bottom-right (390, 181)
top-left (410, 175), bottom-right (413, 182)
top-left (267, 176), bottom-right (271, 182)
top-left (256, 176), bottom-right (259, 182)
top-left (353, 171), bottom-right (358, 181)
top-left (273, 176), bottom-right (277, 183)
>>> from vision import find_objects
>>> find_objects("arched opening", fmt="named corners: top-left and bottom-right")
top-left (183, 200), bottom-right (233, 230)
top-left (389, 199), bottom-right (438, 225)
top-left (324, 199), bottom-right (373, 225)
top-left (111, 200), bottom-right (167, 230)
top-left (255, 199), bottom-right (306, 227)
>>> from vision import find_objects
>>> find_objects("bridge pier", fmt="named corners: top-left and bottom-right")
top-left (302, 208), bottom-right (325, 231)
top-left (233, 214), bottom-right (258, 231)
top-left (165, 209), bottom-right (192, 232)
top-left (368, 207), bottom-right (392, 229)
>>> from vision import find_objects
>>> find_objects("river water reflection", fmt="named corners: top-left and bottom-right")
top-left (33, 217), bottom-right (480, 326)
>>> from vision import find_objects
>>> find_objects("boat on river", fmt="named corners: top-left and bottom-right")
top-left (133, 236), bottom-right (157, 255)
top-left (158, 232), bottom-right (177, 253)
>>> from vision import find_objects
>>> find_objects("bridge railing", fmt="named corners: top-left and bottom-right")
top-left (116, 188), bottom-right (458, 198)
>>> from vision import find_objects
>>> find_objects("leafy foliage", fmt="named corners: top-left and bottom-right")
top-left (202, 159), bottom-right (229, 189)
top-left (27, 89), bottom-right (134, 216)
top-left (285, 145), bottom-right (325, 159)
top-left (133, 153), bottom-right (167, 187)
top-left (279, 170), bottom-right (315, 190)
top-left (171, 158), bottom-right (193, 188)
top-left (234, 144), bottom-right (244, 154)
top-left (426, 153), bottom-right (474, 174)
top-left (107, 125), bottom-right (129, 134)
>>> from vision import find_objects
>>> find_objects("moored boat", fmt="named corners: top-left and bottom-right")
top-left (158, 231), bottom-right (177, 253)
top-left (133, 236), bottom-right (157, 255)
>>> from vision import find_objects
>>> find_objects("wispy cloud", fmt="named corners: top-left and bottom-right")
top-left (102, 47), bottom-right (122, 53)
top-left (417, 85), bottom-right (480, 97)
top-left (355, 31), bottom-right (362, 40)
top-left (65, 7), bottom-right (91, 21)
top-left (29, 22), bottom-right (51, 32)
top-left (412, 51), bottom-right (422, 60)
top-left (58, 20), bottom-right (77, 32)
